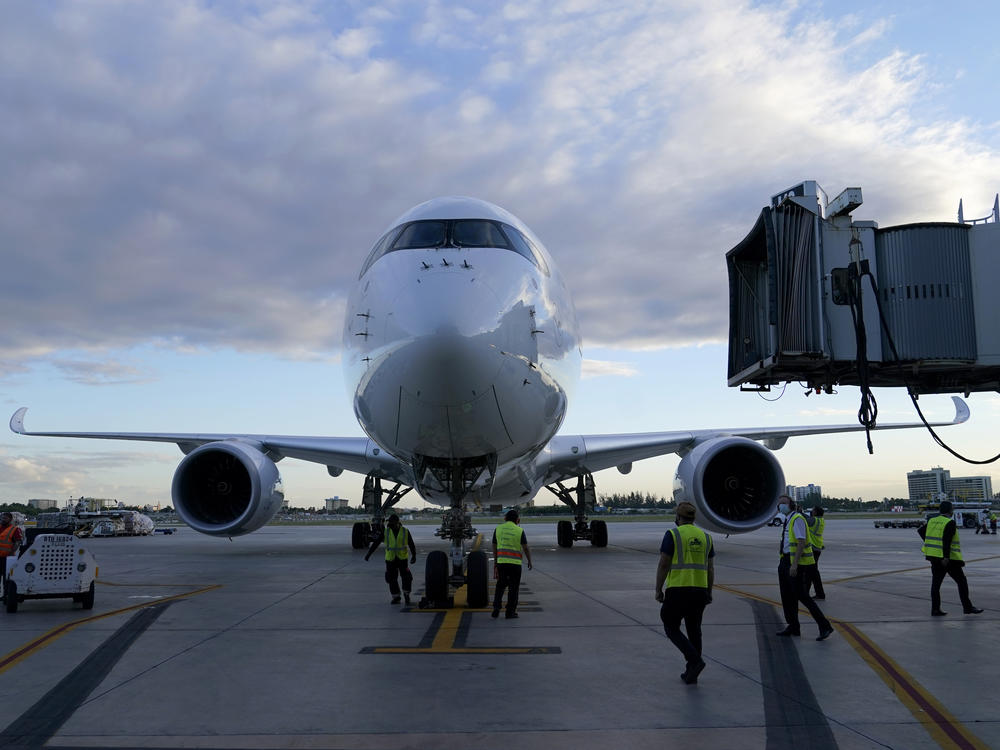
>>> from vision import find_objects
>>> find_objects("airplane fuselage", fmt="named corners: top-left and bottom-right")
top-left (343, 197), bottom-right (582, 505)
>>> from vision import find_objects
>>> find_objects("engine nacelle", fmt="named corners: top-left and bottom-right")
top-left (673, 436), bottom-right (785, 535)
top-left (171, 440), bottom-right (285, 537)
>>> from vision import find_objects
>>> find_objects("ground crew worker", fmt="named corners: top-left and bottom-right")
top-left (655, 501), bottom-right (714, 685)
top-left (991, 512), bottom-right (997, 535)
top-left (0, 512), bottom-right (24, 595)
top-left (805, 506), bottom-right (826, 600)
top-left (917, 501), bottom-right (983, 616)
top-left (776, 497), bottom-right (834, 641)
top-left (492, 509), bottom-right (532, 619)
top-left (364, 514), bottom-right (416, 605)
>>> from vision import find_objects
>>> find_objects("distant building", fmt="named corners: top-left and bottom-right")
top-left (785, 484), bottom-right (822, 504)
top-left (325, 496), bottom-right (349, 512)
top-left (27, 498), bottom-right (59, 510)
top-left (907, 467), bottom-right (993, 504)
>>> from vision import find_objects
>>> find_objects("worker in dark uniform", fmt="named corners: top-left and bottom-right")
top-left (776, 496), bottom-right (834, 641)
top-left (805, 505), bottom-right (826, 599)
top-left (364, 513), bottom-right (416, 604)
top-left (492, 509), bottom-right (532, 619)
top-left (918, 501), bottom-right (983, 616)
top-left (0, 512), bottom-right (24, 599)
top-left (655, 501), bottom-right (714, 685)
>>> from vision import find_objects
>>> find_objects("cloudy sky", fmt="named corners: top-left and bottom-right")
top-left (3, 0), bottom-right (1000, 509)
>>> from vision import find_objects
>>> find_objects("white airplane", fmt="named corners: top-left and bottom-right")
top-left (10, 196), bottom-right (968, 606)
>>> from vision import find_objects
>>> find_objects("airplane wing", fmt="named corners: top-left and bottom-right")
top-left (9, 407), bottom-right (411, 484)
top-left (543, 395), bottom-right (969, 482)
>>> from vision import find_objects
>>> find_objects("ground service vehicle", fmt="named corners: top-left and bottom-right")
top-left (4, 533), bottom-right (97, 614)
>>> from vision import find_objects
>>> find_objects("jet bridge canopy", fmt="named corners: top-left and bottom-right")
top-left (727, 181), bottom-right (1000, 395)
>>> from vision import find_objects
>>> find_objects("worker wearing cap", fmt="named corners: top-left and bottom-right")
top-left (0, 512), bottom-right (24, 595)
top-left (776, 496), bottom-right (834, 641)
top-left (918, 500), bottom-right (983, 616)
top-left (492, 509), bottom-right (532, 619)
top-left (655, 501), bottom-right (714, 685)
top-left (364, 513), bottom-right (416, 605)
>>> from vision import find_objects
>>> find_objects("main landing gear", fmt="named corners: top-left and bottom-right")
top-left (547, 473), bottom-right (608, 548)
top-left (350, 474), bottom-right (412, 550)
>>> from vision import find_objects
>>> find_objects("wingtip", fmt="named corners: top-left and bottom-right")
top-left (10, 407), bottom-right (28, 434)
top-left (950, 396), bottom-right (970, 424)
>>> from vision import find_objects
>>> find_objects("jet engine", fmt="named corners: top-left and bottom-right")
top-left (672, 436), bottom-right (785, 534)
top-left (171, 440), bottom-right (285, 537)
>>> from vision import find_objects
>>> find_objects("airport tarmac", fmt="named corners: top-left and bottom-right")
top-left (1, 518), bottom-right (997, 750)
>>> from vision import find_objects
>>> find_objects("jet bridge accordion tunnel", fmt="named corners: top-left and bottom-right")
top-left (727, 181), bottom-right (1000, 395)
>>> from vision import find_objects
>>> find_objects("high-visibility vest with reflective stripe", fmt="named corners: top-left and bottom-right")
top-left (0, 525), bottom-right (18, 557)
top-left (807, 517), bottom-right (825, 550)
top-left (786, 512), bottom-right (815, 565)
top-left (666, 524), bottom-right (712, 589)
top-left (495, 521), bottom-right (523, 566)
top-left (922, 515), bottom-right (963, 561)
top-left (384, 526), bottom-right (409, 562)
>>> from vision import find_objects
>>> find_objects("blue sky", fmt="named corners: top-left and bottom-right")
top-left (3, 0), bottom-right (1000, 509)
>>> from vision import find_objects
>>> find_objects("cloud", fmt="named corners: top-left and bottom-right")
top-left (2, 0), bottom-right (997, 382)
top-left (581, 358), bottom-right (638, 378)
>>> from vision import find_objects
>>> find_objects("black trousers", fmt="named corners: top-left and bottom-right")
top-left (660, 587), bottom-right (708, 666)
top-left (778, 554), bottom-right (830, 633)
top-left (929, 558), bottom-right (973, 612)
top-left (805, 548), bottom-right (825, 598)
top-left (493, 563), bottom-right (522, 614)
top-left (384, 558), bottom-right (412, 596)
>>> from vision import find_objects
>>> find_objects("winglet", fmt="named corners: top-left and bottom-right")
top-left (10, 407), bottom-right (28, 435)
top-left (951, 396), bottom-right (970, 424)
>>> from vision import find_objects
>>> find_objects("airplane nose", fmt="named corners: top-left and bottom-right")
top-left (389, 273), bottom-right (505, 405)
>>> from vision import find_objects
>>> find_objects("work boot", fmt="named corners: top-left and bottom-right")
top-left (931, 610), bottom-right (947, 616)
top-left (391, 595), bottom-right (401, 604)
top-left (964, 607), bottom-right (984, 614)
top-left (681, 659), bottom-right (705, 685)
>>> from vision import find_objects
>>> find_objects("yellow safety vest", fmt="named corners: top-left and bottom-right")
top-left (495, 521), bottom-right (523, 566)
top-left (384, 526), bottom-right (410, 562)
top-left (666, 524), bottom-right (712, 589)
top-left (785, 512), bottom-right (815, 565)
top-left (922, 515), bottom-right (963, 561)
top-left (0, 525), bottom-right (18, 557)
top-left (807, 517), bottom-right (825, 550)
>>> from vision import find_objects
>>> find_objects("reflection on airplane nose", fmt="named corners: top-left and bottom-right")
top-left (388, 272), bottom-right (502, 340)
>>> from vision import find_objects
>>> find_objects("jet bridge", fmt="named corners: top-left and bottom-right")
top-left (727, 180), bottom-right (1000, 395)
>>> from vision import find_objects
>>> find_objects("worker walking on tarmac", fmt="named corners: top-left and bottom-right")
top-left (805, 506), bottom-right (826, 600)
top-left (776, 496), bottom-right (834, 641)
top-left (492, 509), bottom-right (532, 619)
top-left (1, 512), bottom-right (24, 597)
top-left (655, 501), bottom-right (714, 685)
top-left (364, 514), bottom-right (416, 605)
top-left (917, 501), bottom-right (983, 616)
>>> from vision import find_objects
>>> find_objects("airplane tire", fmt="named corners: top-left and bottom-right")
top-left (4, 581), bottom-right (17, 614)
top-left (557, 520), bottom-right (573, 548)
top-left (351, 522), bottom-right (367, 549)
top-left (591, 520), bottom-right (608, 547)
top-left (81, 581), bottom-right (95, 610)
top-left (425, 550), bottom-right (449, 602)
top-left (466, 550), bottom-right (489, 608)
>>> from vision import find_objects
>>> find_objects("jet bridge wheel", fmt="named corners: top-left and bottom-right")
top-left (425, 550), bottom-right (450, 603)
top-left (466, 550), bottom-right (489, 608)
top-left (590, 520), bottom-right (608, 547)
top-left (557, 520), bottom-right (573, 548)
top-left (351, 522), bottom-right (369, 549)
top-left (4, 581), bottom-right (17, 613)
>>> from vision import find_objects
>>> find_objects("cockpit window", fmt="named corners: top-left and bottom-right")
top-left (453, 220), bottom-right (510, 248)
top-left (391, 221), bottom-right (447, 249)
top-left (359, 218), bottom-right (550, 277)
